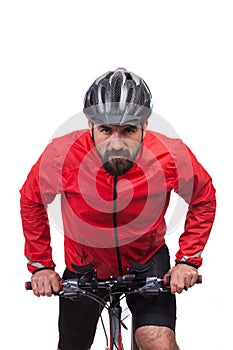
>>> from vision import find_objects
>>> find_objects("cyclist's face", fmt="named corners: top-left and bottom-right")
top-left (90, 122), bottom-right (147, 176)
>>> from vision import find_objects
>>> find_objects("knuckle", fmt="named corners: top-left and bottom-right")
top-left (178, 283), bottom-right (184, 291)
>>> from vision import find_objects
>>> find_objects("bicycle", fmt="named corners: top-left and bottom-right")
top-left (25, 263), bottom-right (202, 350)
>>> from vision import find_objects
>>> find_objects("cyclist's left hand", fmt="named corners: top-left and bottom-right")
top-left (165, 264), bottom-right (198, 294)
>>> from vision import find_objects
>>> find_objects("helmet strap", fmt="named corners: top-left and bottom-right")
top-left (91, 123), bottom-right (95, 145)
top-left (141, 123), bottom-right (144, 143)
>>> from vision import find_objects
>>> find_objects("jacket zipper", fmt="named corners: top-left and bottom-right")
top-left (113, 176), bottom-right (123, 276)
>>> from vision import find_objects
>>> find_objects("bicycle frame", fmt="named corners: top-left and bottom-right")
top-left (107, 293), bottom-right (139, 350)
top-left (108, 295), bottom-right (123, 350)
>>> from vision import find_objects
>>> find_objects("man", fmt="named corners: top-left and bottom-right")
top-left (20, 68), bottom-right (216, 350)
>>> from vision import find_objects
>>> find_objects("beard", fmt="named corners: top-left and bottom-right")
top-left (103, 158), bottom-right (133, 176)
top-left (101, 150), bottom-right (134, 176)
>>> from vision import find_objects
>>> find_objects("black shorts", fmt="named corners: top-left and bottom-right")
top-left (58, 245), bottom-right (176, 350)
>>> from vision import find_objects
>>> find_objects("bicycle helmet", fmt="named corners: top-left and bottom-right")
top-left (83, 68), bottom-right (152, 125)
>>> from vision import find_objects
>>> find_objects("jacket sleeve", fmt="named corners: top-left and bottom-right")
top-left (173, 140), bottom-right (216, 268)
top-left (20, 140), bottom-right (62, 273)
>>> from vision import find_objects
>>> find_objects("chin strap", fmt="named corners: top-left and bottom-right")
top-left (141, 129), bottom-right (144, 143)
top-left (91, 123), bottom-right (95, 145)
top-left (141, 122), bottom-right (145, 143)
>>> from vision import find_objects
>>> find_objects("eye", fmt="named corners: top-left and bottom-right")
top-left (99, 126), bottom-right (112, 134)
top-left (123, 126), bottom-right (137, 134)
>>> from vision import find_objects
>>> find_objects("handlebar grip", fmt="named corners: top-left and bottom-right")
top-left (163, 275), bottom-right (171, 287)
top-left (163, 275), bottom-right (202, 287)
top-left (25, 280), bottom-right (63, 291)
top-left (25, 281), bottom-right (32, 290)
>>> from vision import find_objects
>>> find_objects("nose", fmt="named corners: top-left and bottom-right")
top-left (108, 132), bottom-right (124, 150)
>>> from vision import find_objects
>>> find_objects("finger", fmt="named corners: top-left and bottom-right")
top-left (174, 271), bottom-right (185, 293)
top-left (169, 275), bottom-right (176, 294)
top-left (51, 278), bottom-right (61, 293)
top-left (44, 275), bottom-right (61, 296)
top-left (31, 280), bottom-right (40, 297)
top-left (184, 275), bottom-right (191, 289)
top-left (184, 270), bottom-right (197, 288)
top-left (43, 281), bottom-right (53, 297)
top-left (170, 274), bottom-right (184, 294)
top-left (176, 278), bottom-right (185, 293)
top-left (41, 276), bottom-right (57, 297)
top-left (190, 273), bottom-right (199, 287)
top-left (37, 280), bottom-right (46, 296)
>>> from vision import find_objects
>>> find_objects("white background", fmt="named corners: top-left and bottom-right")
top-left (1, 1), bottom-right (232, 349)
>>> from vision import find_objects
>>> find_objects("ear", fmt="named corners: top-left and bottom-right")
top-left (141, 121), bottom-right (148, 133)
top-left (143, 120), bottom-right (148, 129)
top-left (88, 121), bottom-right (95, 143)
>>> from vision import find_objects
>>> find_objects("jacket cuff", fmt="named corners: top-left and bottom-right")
top-left (175, 261), bottom-right (198, 269)
top-left (32, 267), bottom-right (55, 275)
top-left (175, 254), bottom-right (202, 268)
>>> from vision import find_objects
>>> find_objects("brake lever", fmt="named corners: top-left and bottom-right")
top-left (137, 277), bottom-right (166, 295)
top-left (60, 279), bottom-right (87, 298)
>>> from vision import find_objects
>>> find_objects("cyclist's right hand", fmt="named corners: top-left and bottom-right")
top-left (31, 269), bottom-right (61, 297)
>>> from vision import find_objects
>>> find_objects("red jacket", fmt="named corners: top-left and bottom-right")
top-left (20, 130), bottom-right (216, 278)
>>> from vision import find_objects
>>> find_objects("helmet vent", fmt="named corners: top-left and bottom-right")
top-left (126, 87), bottom-right (133, 103)
top-left (139, 89), bottom-right (145, 105)
top-left (112, 75), bottom-right (122, 102)
top-left (104, 72), bottom-right (113, 79)
top-left (101, 86), bottom-right (106, 103)
top-left (126, 72), bottom-right (133, 80)
top-left (90, 91), bottom-right (96, 105)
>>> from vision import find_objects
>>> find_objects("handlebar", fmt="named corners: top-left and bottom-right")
top-left (25, 274), bottom-right (202, 298)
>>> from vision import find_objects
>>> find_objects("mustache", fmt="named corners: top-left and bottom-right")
top-left (104, 150), bottom-right (131, 158)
